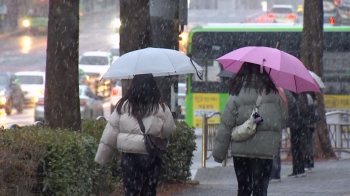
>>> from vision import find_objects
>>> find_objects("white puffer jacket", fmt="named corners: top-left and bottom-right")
top-left (94, 102), bottom-right (176, 165)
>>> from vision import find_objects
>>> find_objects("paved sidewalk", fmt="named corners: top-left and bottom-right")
top-left (177, 159), bottom-right (350, 196)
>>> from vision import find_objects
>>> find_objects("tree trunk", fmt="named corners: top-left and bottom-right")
top-left (119, 0), bottom-right (152, 95)
top-left (45, 0), bottom-right (81, 131)
top-left (150, 0), bottom-right (179, 118)
top-left (301, 0), bottom-right (336, 158)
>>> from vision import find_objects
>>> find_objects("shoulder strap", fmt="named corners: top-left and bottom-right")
top-left (256, 89), bottom-right (265, 106)
top-left (136, 117), bottom-right (146, 134)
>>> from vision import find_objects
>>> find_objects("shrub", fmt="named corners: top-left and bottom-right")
top-left (0, 120), bottom-right (196, 195)
top-left (160, 120), bottom-right (197, 183)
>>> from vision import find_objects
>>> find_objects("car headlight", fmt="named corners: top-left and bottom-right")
top-left (113, 18), bottom-right (121, 28)
top-left (0, 97), bottom-right (6, 104)
top-left (22, 19), bottom-right (31, 27)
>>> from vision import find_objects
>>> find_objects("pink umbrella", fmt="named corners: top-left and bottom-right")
top-left (217, 46), bottom-right (320, 93)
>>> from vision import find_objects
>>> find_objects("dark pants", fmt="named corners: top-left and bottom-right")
top-left (233, 157), bottom-right (273, 196)
top-left (121, 153), bottom-right (162, 196)
top-left (270, 145), bottom-right (281, 179)
top-left (290, 127), bottom-right (306, 174)
top-left (304, 127), bottom-right (315, 168)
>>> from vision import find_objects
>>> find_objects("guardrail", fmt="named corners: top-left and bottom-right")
top-left (5, 116), bottom-right (107, 130)
top-left (201, 110), bottom-right (350, 168)
top-left (201, 112), bottom-right (222, 168)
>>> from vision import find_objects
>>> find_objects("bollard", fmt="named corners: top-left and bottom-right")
top-left (202, 114), bottom-right (208, 168)
top-left (7, 124), bottom-right (20, 129)
top-left (96, 116), bottom-right (107, 121)
top-left (34, 121), bottom-right (44, 126)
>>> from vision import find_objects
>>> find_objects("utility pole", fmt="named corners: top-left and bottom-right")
top-left (119, 0), bottom-right (187, 119)
top-left (150, 0), bottom-right (187, 119)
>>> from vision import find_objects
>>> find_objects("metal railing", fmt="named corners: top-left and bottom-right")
top-left (325, 111), bottom-right (350, 156)
top-left (201, 110), bottom-right (350, 168)
top-left (201, 112), bottom-right (221, 168)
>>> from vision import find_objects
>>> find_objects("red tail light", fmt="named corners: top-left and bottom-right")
top-left (80, 100), bottom-right (87, 106)
top-left (111, 88), bottom-right (118, 96)
top-left (258, 16), bottom-right (268, 22)
top-left (268, 13), bottom-right (276, 18)
top-left (330, 17), bottom-right (335, 24)
top-left (286, 14), bottom-right (296, 19)
top-left (36, 98), bottom-right (44, 106)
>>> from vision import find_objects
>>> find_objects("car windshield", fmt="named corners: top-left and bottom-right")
top-left (17, 76), bottom-right (44, 84)
top-left (110, 48), bottom-right (119, 56)
top-left (0, 75), bottom-right (8, 85)
top-left (27, 3), bottom-right (49, 17)
top-left (271, 7), bottom-right (293, 13)
top-left (79, 56), bottom-right (109, 65)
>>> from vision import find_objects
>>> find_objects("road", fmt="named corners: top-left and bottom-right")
top-left (0, 8), bottom-right (264, 128)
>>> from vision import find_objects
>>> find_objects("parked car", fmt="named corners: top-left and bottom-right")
top-left (79, 51), bottom-right (113, 80)
top-left (110, 80), bottom-right (122, 113)
top-left (0, 73), bottom-right (25, 115)
top-left (79, 68), bottom-right (90, 85)
top-left (327, 4), bottom-right (350, 25)
top-left (324, 1), bottom-right (341, 24)
top-left (336, 4), bottom-right (350, 24)
top-left (268, 5), bottom-right (298, 23)
top-left (109, 45), bottom-right (120, 63)
top-left (178, 83), bottom-right (186, 118)
top-left (15, 71), bottom-right (45, 105)
top-left (34, 85), bottom-right (104, 121)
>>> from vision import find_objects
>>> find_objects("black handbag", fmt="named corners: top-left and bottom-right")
top-left (137, 117), bottom-right (167, 157)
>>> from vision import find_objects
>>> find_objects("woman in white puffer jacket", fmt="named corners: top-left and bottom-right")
top-left (94, 74), bottom-right (175, 196)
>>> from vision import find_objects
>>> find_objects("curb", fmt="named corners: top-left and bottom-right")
top-left (0, 29), bottom-right (22, 40)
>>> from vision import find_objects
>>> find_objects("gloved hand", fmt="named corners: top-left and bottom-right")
top-left (214, 158), bottom-right (223, 164)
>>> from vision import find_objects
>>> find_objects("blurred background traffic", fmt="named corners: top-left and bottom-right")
top-left (0, 0), bottom-right (349, 128)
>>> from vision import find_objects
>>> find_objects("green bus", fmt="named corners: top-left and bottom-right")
top-left (19, 0), bottom-right (49, 33)
top-left (19, 0), bottom-right (83, 34)
top-left (184, 23), bottom-right (350, 128)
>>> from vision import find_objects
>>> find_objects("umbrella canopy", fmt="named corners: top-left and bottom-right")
top-left (217, 70), bottom-right (235, 78)
top-left (102, 47), bottom-right (203, 79)
top-left (309, 70), bottom-right (326, 89)
top-left (217, 46), bottom-right (320, 93)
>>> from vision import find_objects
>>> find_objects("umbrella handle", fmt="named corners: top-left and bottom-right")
top-left (190, 58), bottom-right (203, 80)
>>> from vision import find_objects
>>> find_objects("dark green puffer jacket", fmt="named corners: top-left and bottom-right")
top-left (213, 87), bottom-right (288, 161)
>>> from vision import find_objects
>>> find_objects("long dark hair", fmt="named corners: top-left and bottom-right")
top-left (228, 62), bottom-right (278, 96)
top-left (116, 74), bottom-right (165, 118)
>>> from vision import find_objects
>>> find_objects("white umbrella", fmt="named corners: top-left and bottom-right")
top-left (309, 71), bottom-right (326, 89)
top-left (102, 47), bottom-right (203, 79)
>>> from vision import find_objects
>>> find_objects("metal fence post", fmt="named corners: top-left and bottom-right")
top-left (202, 114), bottom-right (207, 168)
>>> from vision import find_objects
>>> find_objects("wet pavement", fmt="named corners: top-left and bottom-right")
top-left (177, 158), bottom-right (350, 196)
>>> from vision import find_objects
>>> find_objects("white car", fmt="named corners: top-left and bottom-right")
top-left (109, 45), bottom-right (120, 63)
top-left (178, 83), bottom-right (186, 118)
top-left (268, 5), bottom-right (298, 23)
top-left (15, 71), bottom-right (45, 105)
top-left (110, 80), bottom-right (122, 113)
top-left (34, 85), bottom-right (104, 121)
top-left (79, 51), bottom-right (113, 80)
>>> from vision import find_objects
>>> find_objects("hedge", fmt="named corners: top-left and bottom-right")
top-left (0, 120), bottom-right (196, 195)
